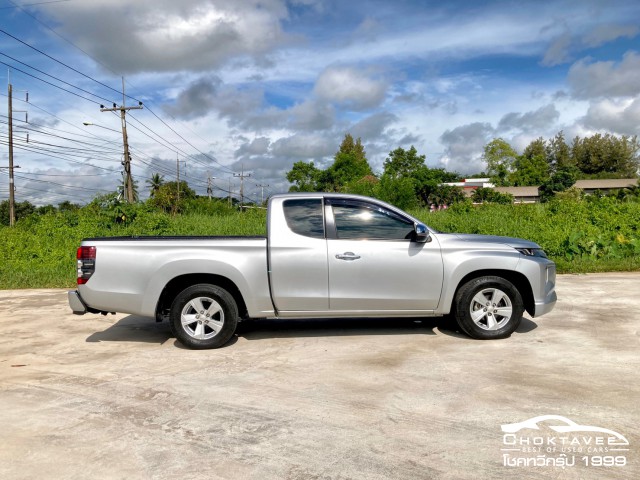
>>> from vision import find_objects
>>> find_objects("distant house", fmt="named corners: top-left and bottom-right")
top-left (494, 178), bottom-right (638, 203)
top-left (441, 178), bottom-right (493, 197)
top-left (492, 186), bottom-right (540, 203)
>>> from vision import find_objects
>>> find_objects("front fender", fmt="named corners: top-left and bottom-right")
top-left (437, 250), bottom-right (521, 314)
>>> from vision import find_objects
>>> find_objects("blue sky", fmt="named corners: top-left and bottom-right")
top-left (1, 0), bottom-right (639, 205)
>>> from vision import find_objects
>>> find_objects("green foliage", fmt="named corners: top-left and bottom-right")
top-left (484, 138), bottom-right (518, 186)
top-left (411, 195), bottom-right (640, 269)
top-left (510, 155), bottom-right (550, 186)
top-left (286, 161), bottom-right (320, 192)
top-left (0, 200), bottom-right (35, 225)
top-left (571, 133), bottom-right (639, 177)
top-left (147, 173), bottom-right (165, 197)
top-left (538, 168), bottom-right (577, 202)
top-left (426, 184), bottom-right (467, 207)
top-left (383, 146), bottom-right (426, 179)
top-left (546, 131), bottom-right (573, 171)
top-left (1, 194), bottom-right (639, 289)
top-left (472, 187), bottom-right (514, 204)
top-left (149, 181), bottom-right (197, 214)
top-left (343, 174), bottom-right (418, 210)
top-left (58, 200), bottom-right (81, 212)
top-left (0, 202), bottom-right (267, 289)
top-left (285, 133), bottom-right (374, 193)
top-left (491, 131), bottom-right (639, 189)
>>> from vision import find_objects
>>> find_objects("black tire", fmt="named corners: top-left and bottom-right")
top-left (453, 276), bottom-right (524, 340)
top-left (170, 284), bottom-right (238, 349)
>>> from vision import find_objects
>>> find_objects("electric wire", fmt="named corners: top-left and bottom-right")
top-left (0, 51), bottom-right (117, 104)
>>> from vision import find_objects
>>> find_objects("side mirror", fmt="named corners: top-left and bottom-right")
top-left (414, 223), bottom-right (430, 243)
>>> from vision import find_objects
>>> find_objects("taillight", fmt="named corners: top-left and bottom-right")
top-left (77, 246), bottom-right (96, 285)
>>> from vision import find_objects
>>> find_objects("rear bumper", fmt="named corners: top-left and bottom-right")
top-left (68, 290), bottom-right (87, 315)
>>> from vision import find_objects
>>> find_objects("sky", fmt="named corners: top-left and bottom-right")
top-left (1, 0), bottom-right (640, 205)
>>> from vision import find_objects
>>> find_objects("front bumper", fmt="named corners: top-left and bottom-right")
top-left (68, 290), bottom-right (87, 315)
top-left (534, 290), bottom-right (557, 317)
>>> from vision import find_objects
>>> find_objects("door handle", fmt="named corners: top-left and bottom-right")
top-left (335, 252), bottom-right (361, 261)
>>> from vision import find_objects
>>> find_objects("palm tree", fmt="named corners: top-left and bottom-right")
top-left (146, 173), bottom-right (165, 198)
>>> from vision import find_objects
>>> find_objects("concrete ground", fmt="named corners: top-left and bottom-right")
top-left (0, 273), bottom-right (638, 480)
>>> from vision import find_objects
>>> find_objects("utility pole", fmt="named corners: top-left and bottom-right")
top-left (228, 178), bottom-right (232, 207)
top-left (100, 78), bottom-right (142, 203)
top-left (233, 164), bottom-right (251, 209)
top-left (207, 175), bottom-right (216, 200)
top-left (256, 183), bottom-right (269, 205)
top-left (176, 155), bottom-right (186, 208)
top-left (7, 82), bottom-right (15, 226)
top-left (176, 153), bottom-right (180, 206)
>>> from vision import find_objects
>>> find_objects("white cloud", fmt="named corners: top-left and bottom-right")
top-left (270, 133), bottom-right (335, 159)
top-left (42, 0), bottom-right (292, 73)
top-left (314, 66), bottom-right (388, 111)
top-left (583, 23), bottom-right (639, 47)
top-left (568, 51), bottom-right (640, 99)
top-left (438, 122), bottom-right (495, 174)
top-left (541, 32), bottom-right (573, 66)
top-left (498, 104), bottom-right (560, 133)
top-left (581, 98), bottom-right (640, 135)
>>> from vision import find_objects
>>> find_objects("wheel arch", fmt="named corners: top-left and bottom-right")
top-left (451, 269), bottom-right (535, 317)
top-left (155, 274), bottom-right (248, 322)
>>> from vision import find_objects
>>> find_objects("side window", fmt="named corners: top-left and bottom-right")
top-left (283, 198), bottom-right (325, 239)
top-left (331, 201), bottom-right (414, 240)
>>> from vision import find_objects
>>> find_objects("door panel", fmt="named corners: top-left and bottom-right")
top-left (328, 239), bottom-right (443, 311)
top-left (268, 197), bottom-right (329, 311)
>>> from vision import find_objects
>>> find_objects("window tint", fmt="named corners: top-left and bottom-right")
top-left (283, 198), bottom-right (325, 239)
top-left (332, 202), bottom-right (414, 240)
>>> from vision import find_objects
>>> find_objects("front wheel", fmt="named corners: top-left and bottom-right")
top-left (453, 276), bottom-right (524, 340)
top-left (170, 284), bottom-right (239, 349)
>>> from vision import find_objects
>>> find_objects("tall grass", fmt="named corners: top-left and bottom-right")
top-left (0, 196), bottom-right (638, 289)
top-left (0, 207), bottom-right (266, 289)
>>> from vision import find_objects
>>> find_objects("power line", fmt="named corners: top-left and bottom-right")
top-left (0, 1), bottom-right (72, 11)
top-left (0, 59), bottom-right (103, 105)
top-left (0, 51), bottom-right (116, 104)
top-left (0, 27), bottom-right (140, 103)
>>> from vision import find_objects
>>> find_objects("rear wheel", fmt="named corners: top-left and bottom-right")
top-left (453, 276), bottom-right (523, 339)
top-left (170, 284), bottom-right (238, 349)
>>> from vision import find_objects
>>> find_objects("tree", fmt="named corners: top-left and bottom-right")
top-left (36, 204), bottom-right (56, 215)
top-left (336, 133), bottom-right (367, 163)
top-left (522, 137), bottom-right (547, 161)
top-left (376, 175), bottom-right (418, 210)
top-left (286, 161), bottom-right (320, 192)
top-left (149, 181), bottom-right (196, 214)
top-left (0, 200), bottom-right (35, 225)
top-left (317, 134), bottom-right (373, 192)
top-left (414, 167), bottom-right (461, 206)
top-left (618, 179), bottom-right (640, 201)
top-left (510, 155), bottom-right (550, 186)
top-left (383, 146), bottom-right (426, 179)
top-left (58, 200), bottom-right (80, 212)
top-left (483, 138), bottom-right (518, 186)
top-left (427, 185), bottom-right (466, 207)
top-left (571, 133), bottom-right (639, 177)
top-left (546, 131), bottom-right (572, 172)
top-left (471, 187), bottom-right (513, 204)
top-left (538, 169), bottom-right (577, 202)
top-left (147, 173), bottom-right (165, 198)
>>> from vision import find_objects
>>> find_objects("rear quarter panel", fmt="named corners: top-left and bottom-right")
top-left (78, 238), bottom-right (273, 318)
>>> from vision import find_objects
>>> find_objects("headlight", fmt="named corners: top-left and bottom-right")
top-left (516, 248), bottom-right (547, 258)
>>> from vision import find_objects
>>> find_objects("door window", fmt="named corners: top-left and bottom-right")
top-left (331, 201), bottom-right (414, 240)
top-left (283, 198), bottom-right (325, 239)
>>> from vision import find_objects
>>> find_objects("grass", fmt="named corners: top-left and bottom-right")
top-left (0, 197), bottom-right (638, 289)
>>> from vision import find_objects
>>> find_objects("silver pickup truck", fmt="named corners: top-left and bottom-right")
top-left (69, 193), bottom-right (556, 349)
